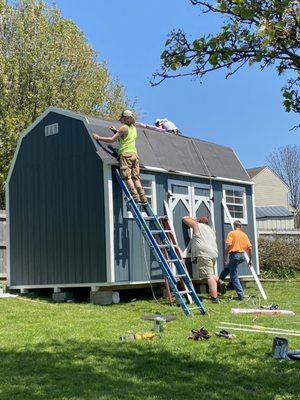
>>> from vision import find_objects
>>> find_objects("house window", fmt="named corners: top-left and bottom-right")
top-left (123, 174), bottom-right (157, 218)
top-left (223, 186), bottom-right (248, 224)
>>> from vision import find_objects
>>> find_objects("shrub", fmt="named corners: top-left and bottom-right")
top-left (258, 236), bottom-right (300, 279)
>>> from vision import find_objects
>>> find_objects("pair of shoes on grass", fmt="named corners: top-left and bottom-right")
top-left (216, 329), bottom-right (236, 340)
top-left (188, 327), bottom-right (210, 341)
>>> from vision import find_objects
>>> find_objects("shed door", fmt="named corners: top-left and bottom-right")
top-left (167, 180), bottom-right (213, 258)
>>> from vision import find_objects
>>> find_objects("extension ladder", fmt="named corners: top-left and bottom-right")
top-left (159, 216), bottom-right (193, 305)
top-left (114, 168), bottom-right (206, 316)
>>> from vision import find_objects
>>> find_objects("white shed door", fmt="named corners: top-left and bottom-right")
top-left (167, 179), bottom-right (213, 258)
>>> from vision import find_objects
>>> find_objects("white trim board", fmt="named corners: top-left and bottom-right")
top-left (143, 166), bottom-right (254, 186)
top-left (103, 164), bottom-right (115, 283)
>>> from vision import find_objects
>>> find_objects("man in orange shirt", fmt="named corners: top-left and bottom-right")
top-left (218, 220), bottom-right (252, 300)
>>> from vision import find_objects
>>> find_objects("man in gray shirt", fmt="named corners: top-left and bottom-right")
top-left (182, 215), bottom-right (220, 302)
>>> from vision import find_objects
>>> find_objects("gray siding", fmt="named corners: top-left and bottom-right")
top-left (9, 113), bottom-right (106, 286)
top-left (113, 171), bottom-right (257, 282)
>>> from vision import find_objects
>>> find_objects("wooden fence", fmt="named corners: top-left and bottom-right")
top-left (0, 210), bottom-right (6, 279)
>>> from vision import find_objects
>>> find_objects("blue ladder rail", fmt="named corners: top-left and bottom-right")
top-left (113, 168), bottom-right (206, 316)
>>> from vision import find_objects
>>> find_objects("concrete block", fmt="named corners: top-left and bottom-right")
top-left (52, 291), bottom-right (73, 302)
top-left (112, 291), bottom-right (120, 304)
top-left (90, 290), bottom-right (113, 305)
top-left (199, 284), bottom-right (208, 294)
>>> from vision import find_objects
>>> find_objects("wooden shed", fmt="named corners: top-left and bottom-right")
top-left (6, 107), bottom-right (258, 293)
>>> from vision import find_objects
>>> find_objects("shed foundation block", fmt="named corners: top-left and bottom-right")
top-left (90, 290), bottom-right (113, 305)
top-left (52, 291), bottom-right (73, 302)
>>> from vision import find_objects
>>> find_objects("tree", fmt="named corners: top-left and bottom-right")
top-left (267, 145), bottom-right (300, 211)
top-left (0, 0), bottom-right (131, 208)
top-left (152, 1), bottom-right (300, 120)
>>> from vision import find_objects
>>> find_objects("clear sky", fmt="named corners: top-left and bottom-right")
top-left (50, 0), bottom-right (299, 169)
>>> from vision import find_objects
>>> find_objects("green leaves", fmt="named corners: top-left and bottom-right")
top-left (155, 0), bottom-right (300, 123)
top-left (0, 0), bottom-right (131, 208)
top-left (209, 53), bottom-right (218, 67)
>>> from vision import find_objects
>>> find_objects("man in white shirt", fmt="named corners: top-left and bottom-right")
top-left (155, 118), bottom-right (181, 135)
top-left (182, 215), bottom-right (220, 303)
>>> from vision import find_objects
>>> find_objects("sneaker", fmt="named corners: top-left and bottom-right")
top-left (216, 329), bottom-right (235, 340)
top-left (218, 281), bottom-right (227, 295)
top-left (211, 297), bottom-right (220, 303)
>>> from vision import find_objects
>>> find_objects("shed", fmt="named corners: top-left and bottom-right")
top-left (6, 107), bottom-right (258, 292)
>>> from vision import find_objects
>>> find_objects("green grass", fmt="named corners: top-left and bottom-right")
top-left (0, 281), bottom-right (300, 400)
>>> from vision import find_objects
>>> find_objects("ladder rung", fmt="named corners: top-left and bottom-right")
top-left (158, 244), bottom-right (170, 248)
top-left (179, 290), bottom-right (192, 295)
top-left (175, 274), bottom-right (187, 278)
top-left (166, 259), bottom-right (178, 263)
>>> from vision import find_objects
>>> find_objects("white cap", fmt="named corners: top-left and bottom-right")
top-left (120, 109), bottom-right (134, 118)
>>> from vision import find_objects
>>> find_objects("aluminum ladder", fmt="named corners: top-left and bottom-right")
top-left (114, 168), bottom-right (206, 316)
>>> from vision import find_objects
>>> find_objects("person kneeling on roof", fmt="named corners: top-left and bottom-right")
top-left (182, 215), bottom-right (220, 303)
top-left (155, 118), bottom-right (181, 135)
top-left (92, 110), bottom-right (147, 204)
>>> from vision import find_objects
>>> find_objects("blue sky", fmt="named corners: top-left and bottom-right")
top-left (51, 0), bottom-right (299, 168)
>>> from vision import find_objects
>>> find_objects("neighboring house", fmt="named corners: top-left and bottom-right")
top-left (6, 107), bottom-right (258, 293)
top-left (246, 166), bottom-right (295, 232)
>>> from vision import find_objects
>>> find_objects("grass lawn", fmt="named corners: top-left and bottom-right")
top-left (0, 281), bottom-right (300, 400)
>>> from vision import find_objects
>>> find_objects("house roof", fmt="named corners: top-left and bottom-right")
top-left (85, 114), bottom-right (251, 183)
top-left (246, 166), bottom-right (266, 178)
top-left (256, 206), bottom-right (293, 218)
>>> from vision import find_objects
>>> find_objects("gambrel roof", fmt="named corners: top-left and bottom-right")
top-left (8, 107), bottom-right (252, 186)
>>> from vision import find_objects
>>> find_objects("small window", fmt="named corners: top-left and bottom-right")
top-left (45, 123), bottom-right (59, 137)
top-left (123, 174), bottom-right (157, 218)
top-left (223, 187), bottom-right (247, 224)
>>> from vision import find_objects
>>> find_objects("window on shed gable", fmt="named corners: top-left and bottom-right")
top-left (123, 174), bottom-right (157, 218)
top-left (223, 187), bottom-right (247, 224)
top-left (45, 123), bottom-right (59, 137)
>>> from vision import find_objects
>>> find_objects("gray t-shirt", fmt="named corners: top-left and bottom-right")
top-left (191, 223), bottom-right (218, 260)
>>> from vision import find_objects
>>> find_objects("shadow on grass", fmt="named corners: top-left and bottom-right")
top-left (1, 339), bottom-right (300, 400)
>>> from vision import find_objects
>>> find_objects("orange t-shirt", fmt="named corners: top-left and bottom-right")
top-left (226, 229), bottom-right (252, 253)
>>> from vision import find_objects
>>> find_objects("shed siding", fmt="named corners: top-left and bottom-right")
top-left (113, 170), bottom-right (257, 282)
top-left (9, 113), bottom-right (106, 286)
top-left (253, 168), bottom-right (289, 207)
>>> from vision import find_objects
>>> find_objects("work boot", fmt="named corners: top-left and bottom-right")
top-left (137, 187), bottom-right (148, 205)
top-left (218, 280), bottom-right (227, 295)
top-left (211, 297), bottom-right (220, 303)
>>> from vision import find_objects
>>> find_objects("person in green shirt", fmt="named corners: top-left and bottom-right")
top-left (92, 110), bottom-right (147, 204)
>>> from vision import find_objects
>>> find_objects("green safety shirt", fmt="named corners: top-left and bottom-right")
top-left (118, 125), bottom-right (137, 155)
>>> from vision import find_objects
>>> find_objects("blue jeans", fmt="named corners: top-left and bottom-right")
top-left (219, 252), bottom-right (245, 299)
